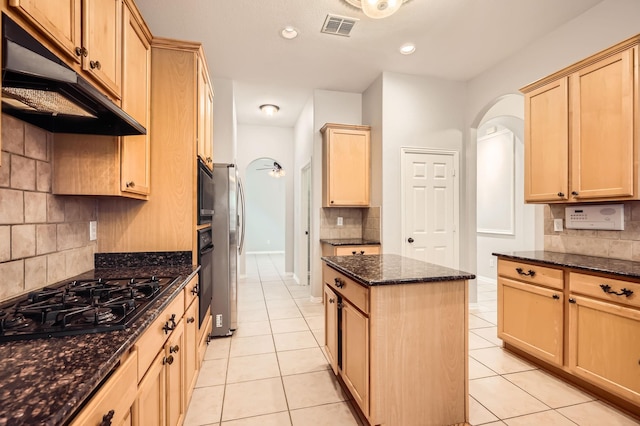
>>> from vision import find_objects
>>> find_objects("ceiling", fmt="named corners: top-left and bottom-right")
top-left (135, 0), bottom-right (602, 127)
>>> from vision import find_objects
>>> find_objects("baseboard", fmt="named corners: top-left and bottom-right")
top-left (245, 250), bottom-right (285, 255)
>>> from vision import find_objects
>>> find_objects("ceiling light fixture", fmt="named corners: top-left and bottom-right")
top-left (268, 161), bottom-right (286, 178)
top-left (344, 0), bottom-right (409, 19)
top-left (281, 26), bottom-right (298, 39)
top-left (259, 104), bottom-right (280, 116)
top-left (400, 43), bottom-right (416, 55)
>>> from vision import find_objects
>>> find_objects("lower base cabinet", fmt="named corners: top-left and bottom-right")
top-left (340, 299), bottom-right (369, 416)
top-left (133, 350), bottom-right (166, 425)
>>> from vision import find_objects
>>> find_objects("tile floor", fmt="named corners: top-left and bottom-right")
top-left (184, 254), bottom-right (640, 425)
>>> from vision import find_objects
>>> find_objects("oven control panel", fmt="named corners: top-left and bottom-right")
top-left (565, 204), bottom-right (624, 230)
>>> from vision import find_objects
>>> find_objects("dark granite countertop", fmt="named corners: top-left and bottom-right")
top-left (493, 250), bottom-right (640, 279)
top-left (320, 238), bottom-right (381, 246)
top-left (322, 254), bottom-right (475, 286)
top-left (0, 263), bottom-right (199, 426)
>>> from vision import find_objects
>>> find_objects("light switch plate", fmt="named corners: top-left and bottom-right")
top-left (553, 218), bottom-right (563, 232)
top-left (337, 217), bottom-right (343, 226)
top-left (89, 221), bottom-right (97, 241)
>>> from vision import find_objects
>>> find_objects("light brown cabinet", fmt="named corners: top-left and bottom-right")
top-left (522, 37), bottom-right (639, 203)
top-left (9, 0), bottom-right (123, 100)
top-left (321, 123), bottom-right (370, 207)
top-left (321, 243), bottom-right (380, 257)
top-left (497, 260), bottom-right (564, 366)
top-left (322, 262), bottom-right (468, 425)
top-left (197, 60), bottom-right (214, 170)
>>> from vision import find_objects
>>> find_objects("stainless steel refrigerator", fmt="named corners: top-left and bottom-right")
top-left (211, 163), bottom-right (244, 336)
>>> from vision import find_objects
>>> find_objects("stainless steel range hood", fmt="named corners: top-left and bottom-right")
top-left (1, 14), bottom-right (146, 136)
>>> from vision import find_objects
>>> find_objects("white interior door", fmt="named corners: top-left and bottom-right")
top-left (300, 163), bottom-right (311, 285)
top-left (402, 149), bottom-right (459, 268)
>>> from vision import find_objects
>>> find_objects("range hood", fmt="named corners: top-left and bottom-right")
top-left (1, 14), bottom-right (146, 136)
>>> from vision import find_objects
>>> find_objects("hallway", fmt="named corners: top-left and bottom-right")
top-left (184, 254), bottom-right (639, 425)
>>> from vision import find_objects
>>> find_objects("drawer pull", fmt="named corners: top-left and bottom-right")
top-left (360, 250), bottom-right (365, 255)
top-left (552, 294), bottom-right (560, 300)
top-left (187, 317), bottom-right (195, 323)
top-left (170, 344), bottom-right (180, 353)
top-left (100, 409), bottom-right (115, 426)
top-left (334, 277), bottom-right (345, 288)
top-left (515, 267), bottom-right (536, 277)
top-left (337, 302), bottom-right (344, 309)
top-left (329, 298), bottom-right (335, 303)
top-left (600, 284), bottom-right (634, 297)
top-left (191, 284), bottom-right (199, 295)
top-left (352, 251), bottom-right (357, 255)
top-left (162, 314), bottom-right (177, 334)
top-left (163, 355), bottom-right (174, 365)
top-left (569, 298), bottom-right (576, 304)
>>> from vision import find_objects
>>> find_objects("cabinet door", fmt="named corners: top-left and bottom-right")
top-left (166, 319), bottom-right (185, 426)
top-left (184, 300), bottom-right (199, 406)
top-left (570, 48), bottom-right (636, 200)
top-left (134, 350), bottom-right (166, 426)
top-left (120, 3), bottom-right (150, 196)
top-left (498, 277), bottom-right (563, 366)
top-left (9, 0), bottom-right (82, 63)
top-left (341, 300), bottom-right (369, 416)
top-left (324, 127), bottom-right (370, 207)
top-left (568, 295), bottom-right (640, 405)
top-left (324, 285), bottom-right (339, 374)
top-left (524, 77), bottom-right (569, 202)
top-left (82, 0), bottom-right (122, 98)
top-left (197, 60), bottom-right (214, 170)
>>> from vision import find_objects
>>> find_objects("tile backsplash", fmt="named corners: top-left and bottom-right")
top-left (0, 114), bottom-right (96, 302)
top-left (544, 202), bottom-right (640, 261)
top-left (320, 206), bottom-right (381, 241)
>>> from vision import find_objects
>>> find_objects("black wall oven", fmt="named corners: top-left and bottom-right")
top-left (198, 158), bottom-right (214, 225)
top-left (197, 227), bottom-right (214, 327)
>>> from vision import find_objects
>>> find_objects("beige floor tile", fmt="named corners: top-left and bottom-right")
top-left (226, 352), bottom-right (281, 383)
top-left (311, 328), bottom-right (325, 347)
top-left (222, 377), bottom-right (288, 421)
top-left (469, 356), bottom-right (498, 380)
top-left (205, 337), bottom-right (231, 360)
top-left (503, 410), bottom-right (578, 426)
top-left (469, 376), bottom-right (549, 419)
top-left (298, 304), bottom-right (324, 317)
top-left (478, 291), bottom-right (498, 302)
top-left (266, 298), bottom-right (298, 309)
top-left (184, 384), bottom-right (225, 426)
top-left (268, 306), bottom-right (303, 320)
top-left (260, 275), bottom-right (283, 283)
top-left (237, 299), bottom-right (266, 312)
top-left (469, 331), bottom-right (496, 350)
top-left (278, 347), bottom-right (331, 375)
top-left (479, 299), bottom-right (498, 311)
top-left (556, 400), bottom-right (640, 426)
top-left (195, 358), bottom-right (228, 387)
top-left (233, 321), bottom-right (272, 338)
top-left (230, 334), bottom-right (275, 357)
top-left (238, 290), bottom-right (265, 302)
top-left (504, 369), bottom-right (595, 408)
top-left (282, 370), bottom-right (348, 410)
top-left (469, 314), bottom-right (496, 329)
top-left (273, 330), bottom-right (319, 352)
top-left (470, 303), bottom-right (497, 314)
top-left (288, 287), bottom-right (312, 299)
top-left (221, 411), bottom-right (291, 425)
top-left (469, 396), bottom-right (499, 425)
top-left (238, 308), bottom-right (269, 323)
top-left (295, 297), bottom-right (319, 308)
top-left (304, 315), bottom-right (324, 331)
top-left (271, 317), bottom-right (310, 334)
top-left (290, 401), bottom-right (361, 425)
top-left (469, 347), bottom-right (536, 375)
top-left (471, 327), bottom-right (503, 347)
top-left (474, 310), bottom-right (497, 325)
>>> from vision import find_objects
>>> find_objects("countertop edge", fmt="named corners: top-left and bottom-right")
top-left (319, 239), bottom-right (381, 246)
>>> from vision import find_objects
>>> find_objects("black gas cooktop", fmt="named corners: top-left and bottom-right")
top-left (0, 276), bottom-right (178, 342)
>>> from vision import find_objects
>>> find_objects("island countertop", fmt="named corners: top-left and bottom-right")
top-left (322, 253), bottom-right (475, 286)
top-left (320, 238), bottom-right (380, 246)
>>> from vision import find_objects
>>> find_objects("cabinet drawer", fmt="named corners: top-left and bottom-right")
top-left (498, 259), bottom-right (563, 290)
top-left (323, 263), bottom-right (369, 314)
top-left (334, 245), bottom-right (380, 256)
top-left (184, 275), bottom-right (199, 311)
top-left (569, 272), bottom-right (639, 309)
top-left (136, 290), bottom-right (185, 382)
top-left (70, 349), bottom-right (138, 426)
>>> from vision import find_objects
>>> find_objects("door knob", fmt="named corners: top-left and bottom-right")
top-left (407, 237), bottom-right (414, 243)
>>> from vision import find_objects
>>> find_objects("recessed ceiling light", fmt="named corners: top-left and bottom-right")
top-left (400, 43), bottom-right (416, 55)
top-left (260, 104), bottom-right (280, 116)
top-left (281, 26), bottom-right (298, 39)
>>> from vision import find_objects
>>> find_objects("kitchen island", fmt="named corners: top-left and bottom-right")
top-left (322, 254), bottom-right (475, 426)
top-left (0, 260), bottom-right (200, 425)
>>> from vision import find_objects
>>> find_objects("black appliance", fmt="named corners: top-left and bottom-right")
top-left (0, 276), bottom-right (177, 342)
top-left (1, 14), bottom-right (146, 136)
top-left (197, 228), bottom-right (214, 326)
top-left (198, 158), bottom-right (215, 225)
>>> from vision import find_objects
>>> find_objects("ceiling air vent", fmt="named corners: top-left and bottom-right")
top-left (321, 14), bottom-right (358, 37)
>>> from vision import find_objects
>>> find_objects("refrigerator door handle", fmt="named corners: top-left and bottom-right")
top-left (238, 176), bottom-right (246, 255)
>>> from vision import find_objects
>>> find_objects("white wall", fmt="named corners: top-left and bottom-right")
top-left (362, 75), bottom-right (383, 209)
top-left (236, 125), bottom-right (295, 272)
top-left (212, 78), bottom-right (237, 164)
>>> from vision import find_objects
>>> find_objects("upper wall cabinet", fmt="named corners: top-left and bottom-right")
top-left (521, 35), bottom-right (639, 203)
top-left (197, 59), bottom-right (214, 170)
top-left (9, 0), bottom-right (123, 100)
top-left (321, 123), bottom-right (371, 207)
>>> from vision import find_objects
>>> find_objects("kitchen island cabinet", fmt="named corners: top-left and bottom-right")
top-left (320, 238), bottom-right (381, 257)
top-left (495, 251), bottom-right (640, 417)
top-left (322, 254), bottom-right (474, 426)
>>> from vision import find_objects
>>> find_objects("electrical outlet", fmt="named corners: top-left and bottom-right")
top-left (337, 217), bottom-right (343, 226)
top-left (89, 221), bottom-right (97, 241)
top-left (554, 218), bottom-right (564, 232)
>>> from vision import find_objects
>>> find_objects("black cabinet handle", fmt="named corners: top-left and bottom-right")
top-left (571, 191), bottom-right (579, 196)
top-left (170, 344), bottom-right (180, 353)
top-left (99, 410), bottom-right (114, 426)
top-left (187, 317), bottom-right (195, 323)
top-left (163, 355), bottom-right (174, 365)
top-left (600, 284), bottom-right (634, 297)
top-left (191, 284), bottom-right (199, 295)
top-left (557, 192), bottom-right (565, 197)
top-left (162, 314), bottom-right (177, 334)
top-left (334, 277), bottom-right (344, 288)
top-left (75, 46), bottom-right (88, 57)
top-left (569, 298), bottom-right (576, 304)
top-left (360, 250), bottom-right (365, 255)
top-left (407, 237), bottom-right (414, 243)
top-left (90, 60), bottom-right (102, 70)
top-left (552, 294), bottom-right (560, 300)
top-left (352, 251), bottom-right (357, 255)
top-left (329, 298), bottom-right (335, 303)
top-left (515, 267), bottom-right (536, 277)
